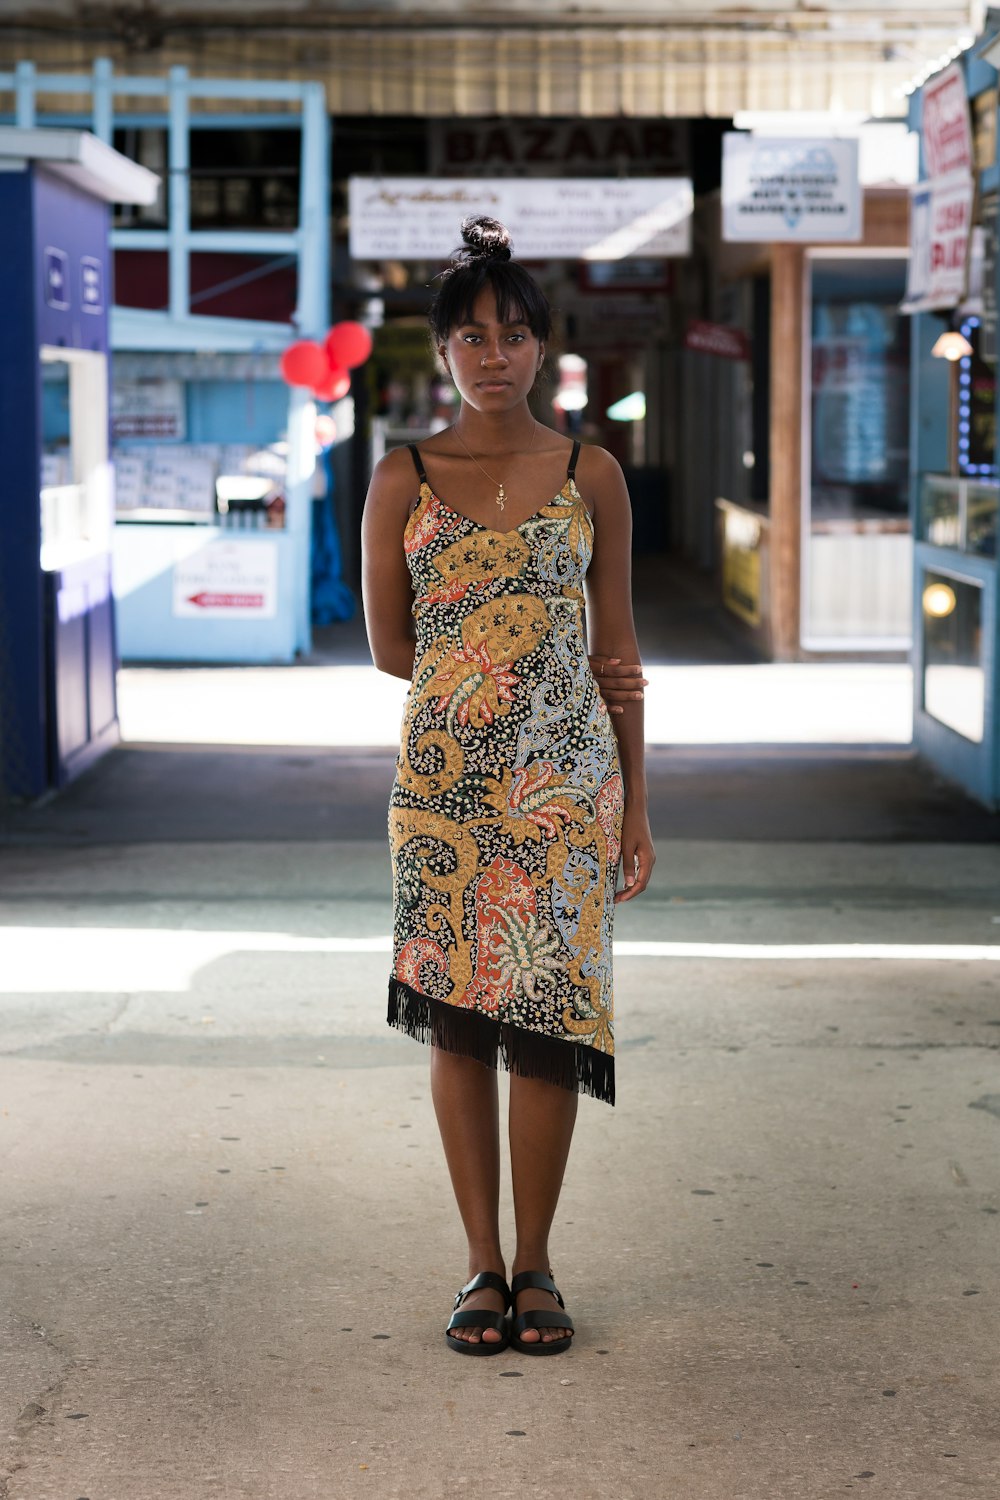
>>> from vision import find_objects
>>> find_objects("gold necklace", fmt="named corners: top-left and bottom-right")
top-left (451, 421), bottom-right (539, 513)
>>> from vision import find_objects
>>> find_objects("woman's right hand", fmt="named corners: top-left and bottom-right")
top-left (588, 656), bottom-right (648, 715)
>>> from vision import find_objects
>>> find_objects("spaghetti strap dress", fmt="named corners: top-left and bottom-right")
top-left (386, 439), bottom-right (624, 1105)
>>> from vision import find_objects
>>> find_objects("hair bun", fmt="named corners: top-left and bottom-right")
top-left (458, 214), bottom-right (513, 263)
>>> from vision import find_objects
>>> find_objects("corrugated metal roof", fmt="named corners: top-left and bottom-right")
top-left (0, 10), bottom-right (980, 118)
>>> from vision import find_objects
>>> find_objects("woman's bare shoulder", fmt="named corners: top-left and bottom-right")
top-left (574, 444), bottom-right (628, 522)
top-left (366, 444), bottom-right (422, 505)
top-left (575, 442), bottom-right (625, 487)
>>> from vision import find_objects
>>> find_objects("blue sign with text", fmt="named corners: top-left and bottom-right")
top-left (44, 246), bottom-right (69, 309)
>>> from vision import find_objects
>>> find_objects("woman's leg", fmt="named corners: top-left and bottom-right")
top-left (508, 1073), bottom-right (579, 1344)
top-left (430, 1045), bottom-right (506, 1344)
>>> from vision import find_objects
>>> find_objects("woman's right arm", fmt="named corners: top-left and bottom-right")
top-left (360, 449), bottom-right (420, 682)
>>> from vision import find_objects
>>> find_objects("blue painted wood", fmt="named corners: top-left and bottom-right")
top-left (0, 167), bottom-right (46, 798)
top-left (966, 55), bottom-right (996, 97)
top-left (909, 38), bottom-right (1000, 806)
top-left (113, 526), bottom-right (301, 662)
top-left (1, 112), bottom-right (304, 130)
top-left (168, 66), bottom-right (190, 321)
top-left (184, 379), bottom-right (289, 445)
top-left (0, 158), bottom-right (120, 799)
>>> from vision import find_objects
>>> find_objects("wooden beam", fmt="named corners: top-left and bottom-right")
top-left (768, 242), bottom-right (804, 661)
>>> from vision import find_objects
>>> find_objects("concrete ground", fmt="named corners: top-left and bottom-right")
top-left (2, 570), bottom-right (1000, 1498)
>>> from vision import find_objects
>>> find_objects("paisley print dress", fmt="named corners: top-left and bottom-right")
top-left (387, 440), bottom-right (624, 1105)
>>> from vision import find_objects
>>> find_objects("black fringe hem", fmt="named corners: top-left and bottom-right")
top-left (387, 976), bottom-right (615, 1106)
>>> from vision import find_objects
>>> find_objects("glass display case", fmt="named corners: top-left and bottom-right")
top-left (919, 474), bottom-right (998, 558)
top-left (921, 570), bottom-right (985, 743)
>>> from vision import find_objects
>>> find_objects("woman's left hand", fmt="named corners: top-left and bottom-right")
top-left (615, 804), bottom-right (656, 902)
top-left (589, 655), bottom-right (648, 714)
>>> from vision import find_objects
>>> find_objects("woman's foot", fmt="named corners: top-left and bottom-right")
top-left (510, 1267), bottom-right (574, 1350)
top-left (445, 1269), bottom-right (510, 1352)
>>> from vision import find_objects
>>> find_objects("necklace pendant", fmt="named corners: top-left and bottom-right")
top-left (496, 482), bottom-right (506, 512)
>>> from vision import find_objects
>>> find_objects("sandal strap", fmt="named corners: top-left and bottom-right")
top-left (512, 1308), bottom-right (575, 1338)
top-left (454, 1270), bottom-right (511, 1309)
top-left (447, 1308), bottom-right (508, 1336)
top-left (510, 1270), bottom-right (564, 1308)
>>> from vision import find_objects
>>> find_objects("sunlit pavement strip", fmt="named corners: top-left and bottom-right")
top-left (117, 662), bottom-right (913, 747)
top-left (3, 928), bottom-right (998, 994)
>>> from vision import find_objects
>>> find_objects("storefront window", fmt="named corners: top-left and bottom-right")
top-left (804, 255), bottom-right (911, 646)
top-left (922, 570), bottom-right (985, 743)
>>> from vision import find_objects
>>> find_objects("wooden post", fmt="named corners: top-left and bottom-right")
top-left (769, 243), bottom-right (804, 660)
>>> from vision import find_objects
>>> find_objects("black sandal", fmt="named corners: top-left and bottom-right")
top-left (509, 1270), bottom-right (575, 1356)
top-left (445, 1271), bottom-right (511, 1356)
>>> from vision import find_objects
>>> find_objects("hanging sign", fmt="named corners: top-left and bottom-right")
top-left (921, 64), bottom-right (974, 179)
top-left (902, 171), bottom-right (975, 312)
top-left (721, 135), bottom-right (861, 242)
top-left (683, 319), bottom-right (751, 360)
top-left (429, 120), bottom-right (689, 177)
top-left (173, 539), bottom-right (277, 619)
top-left (348, 178), bottom-right (693, 260)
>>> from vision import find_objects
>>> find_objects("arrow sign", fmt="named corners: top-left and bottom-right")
top-left (187, 591), bottom-right (265, 609)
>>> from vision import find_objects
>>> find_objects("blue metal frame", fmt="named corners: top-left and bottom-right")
top-left (0, 58), bottom-right (330, 345)
top-left (0, 58), bottom-right (332, 663)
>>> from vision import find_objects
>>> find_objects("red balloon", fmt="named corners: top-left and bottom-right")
top-left (313, 369), bottom-right (352, 402)
top-left (325, 321), bottom-right (373, 370)
top-left (280, 340), bottom-right (329, 388)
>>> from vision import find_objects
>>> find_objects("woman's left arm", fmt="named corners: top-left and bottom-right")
top-left (580, 446), bottom-right (656, 903)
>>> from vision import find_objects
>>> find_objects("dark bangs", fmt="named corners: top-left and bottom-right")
top-left (429, 260), bottom-right (552, 344)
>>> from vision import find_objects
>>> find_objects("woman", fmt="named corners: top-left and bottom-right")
top-left (362, 215), bottom-right (654, 1357)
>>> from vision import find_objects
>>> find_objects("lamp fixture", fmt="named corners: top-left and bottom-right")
top-left (931, 330), bottom-right (974, 361)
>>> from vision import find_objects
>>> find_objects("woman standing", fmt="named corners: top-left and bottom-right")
top-left (362, 216), bottom-right (654, 1356)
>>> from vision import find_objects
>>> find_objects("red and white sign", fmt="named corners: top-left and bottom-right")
top-left (684, 319), bottom-right (751, 361)
top-left (172, 540), bottom-right (277, 620)
top-left (903, 170), bottom-right (975, 311)
top-left (186, 591), bottom-right (266, 610)
top-left (921, 64), bottom-right (974, 180)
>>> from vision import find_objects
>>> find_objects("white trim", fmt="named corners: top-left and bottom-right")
top-left (801, 247), bottom-right (913, 652)
top-left (801, 636), bottom-right (914, 652)
top-left (0, 126), bottom-right (159, 204)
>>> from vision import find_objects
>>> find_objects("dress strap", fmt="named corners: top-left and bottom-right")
top-left (406, 443), bottom-right (428, 485)
top-left (567, 440), bottom-right (581, 482)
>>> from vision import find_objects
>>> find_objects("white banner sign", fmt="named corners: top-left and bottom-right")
top-left (348, 177), bottom-right (693, 261)
top-left (903, 171), bottom-right (975, 312)
top-left (722, 135), bottom-right (862, 242)
top-left (112, 378), bottom-right (186, 441)
top-left (173, 539), bottom-right (278, 620)
top-left (921, 63), bottom-right (974, 180)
